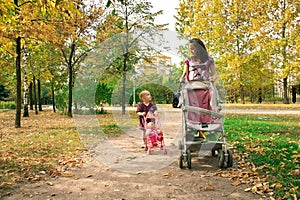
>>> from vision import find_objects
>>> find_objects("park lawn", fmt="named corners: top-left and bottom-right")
top-left (0, 110), bottom-right (86, 193)
top-left (224, 114), bottom-right (300, 199)
top-left (223, 103), bottom-right (300, 110)
top-left (0, 108), bottom-right (299, 199)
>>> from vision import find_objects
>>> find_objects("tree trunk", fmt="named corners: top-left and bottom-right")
top-left (272, 84), bottom-right (276, 104)
top-left (283, 77), bottom-right (289, 104)
top-left (23, 70), bottom-right (29, 117)
top-left (29, 82), bottom-right (34, 110)
top-left (52, 84), bottom-right (56, 112)
top-left (281, 0), bottom-right (289, 104)
top-left (68, 61), bottom-right (73, 117)
top-left (258, 88), bottom-right (262, 103)
top-left (122, 71), bottom-right (126, 115)
top-left (121, 2), bottom-right (128, 115)
top-left (292, 86), bottom-right (296, 103)
top-left (38, 79), bottom-right (42, 111)
top-left (240, 84), bottom-right (245, 104)
top-left (15, 36), bottom-right (21, 128)
top-left (67, 43), bottom-right (76, 118)
top-left (33, 76), bottom-right (38, 114)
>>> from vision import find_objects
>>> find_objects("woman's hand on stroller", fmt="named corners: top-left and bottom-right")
top-left (137, 112), bottom-right (146, 116)
top-left (209, 75), bottom-right (217, 82)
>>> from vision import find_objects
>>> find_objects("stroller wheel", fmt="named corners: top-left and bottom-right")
top-left (187, 150), bottom-right (192, 169)
top-left (217, 149), bottom-right (225, 168)
top-left (211, 150), bottom-right (217, 157)
top-left (178, 141), bottom-right (183, 150)
top-left (227, 150), bottom-right (233, 167)
top-left (179, 154), bottom-right (184, 169)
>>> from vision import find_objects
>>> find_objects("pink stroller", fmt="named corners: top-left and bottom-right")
top-left (144, 112), bottom-right (167, 155)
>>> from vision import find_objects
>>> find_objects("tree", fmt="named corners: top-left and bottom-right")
top-left (0, 84), bottom-right (10, 100)
top-left (164, 63), bottom-right (184, 92)
top-left (176, 0), bottom-right (299, 103)
top-left (0, 0), bottom-right (79, 127)
top-left (256, 0), bottom-right (300, 104)
top-left (176, 0), bottom-right (257, 103)
top-left (106, 0), bottom-right (165, 114)
top-left (95, 82), bottom-right (113, 106)
top-left (51, 1), bottom-right (118, 117)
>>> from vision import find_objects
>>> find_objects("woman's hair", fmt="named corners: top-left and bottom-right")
top-left (139, 90), bottom-right (150, 101)
top-left (189, 38), bottom-right (209, 63)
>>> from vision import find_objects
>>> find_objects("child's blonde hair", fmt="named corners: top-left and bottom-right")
top-left (139, 90), bottom-right (150, 101)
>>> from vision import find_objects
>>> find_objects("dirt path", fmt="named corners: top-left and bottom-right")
top-left (2, 110), bottom-right (263, 200)
top-left (2, 154), bottom-right (261, 200)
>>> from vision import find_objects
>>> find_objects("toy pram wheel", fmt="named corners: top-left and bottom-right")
top-left (163, 148), bottom-right (167, 154)
top-left (226, 150), bottom-right (233, 167)
top-left (187, 150), bottom-right (192, 169)
top-left (217, 149), bottom-right (225, 168)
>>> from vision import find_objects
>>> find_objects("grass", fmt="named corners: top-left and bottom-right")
top-left (224, 114), bottom-right (300, 199)
top-left (0, 109), bottom-right (86, 196)
top-left (1, 106), bottom-right (299, 199)
top-left (0, 101), bottom-right (16, 109)
top-left (155, 103), bottom-right (300, 112)
top-left (223, 103), bottom-right (300, 110)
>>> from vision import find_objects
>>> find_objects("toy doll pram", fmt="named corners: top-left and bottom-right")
top-left (144, 112), bottom-right (167, 155)
top-left (179, 80), bottom-right (233, 169)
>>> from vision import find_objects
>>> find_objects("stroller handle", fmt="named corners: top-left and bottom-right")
top-left (183, 105), bottom-right (223, 119)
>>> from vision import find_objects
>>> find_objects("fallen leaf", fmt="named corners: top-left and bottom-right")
top-left (231, 180), bottom-right (242, 187)
top-left (46, 181), bottom-right (54, 186)
top-left (291, 154), bottom-right (300, 159)
top-left (290, 194), bottom-right (297, 200)
top-left (125, 156), bottom-right (136, 161)
top-left (0, 182), bottom-right (13, 187)
top-left (200, 183), bottom-right (216, 191)
top-left (251, 186), bottom-right (257, 193)
top-left (163, 171), bottom-right (173, 178)
top-left (275, 183), bottom-right (282, 189)
top-left (62, 173), bottom-right (75, 177)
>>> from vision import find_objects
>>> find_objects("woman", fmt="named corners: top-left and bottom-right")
top-left (183, 38), bottom-right (218, 126)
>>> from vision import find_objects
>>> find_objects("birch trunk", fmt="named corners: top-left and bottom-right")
top-left (23, 70), bottom-right (29, 117)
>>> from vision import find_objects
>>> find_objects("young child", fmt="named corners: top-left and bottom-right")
top-left (136, 90), bottom-right (157, 148)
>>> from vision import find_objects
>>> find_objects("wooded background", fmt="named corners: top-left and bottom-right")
top-left (0, 0), bottom-right (299, 128)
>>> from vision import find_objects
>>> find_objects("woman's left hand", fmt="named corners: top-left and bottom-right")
top-left (209, 76), bottom-right (216, 82)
